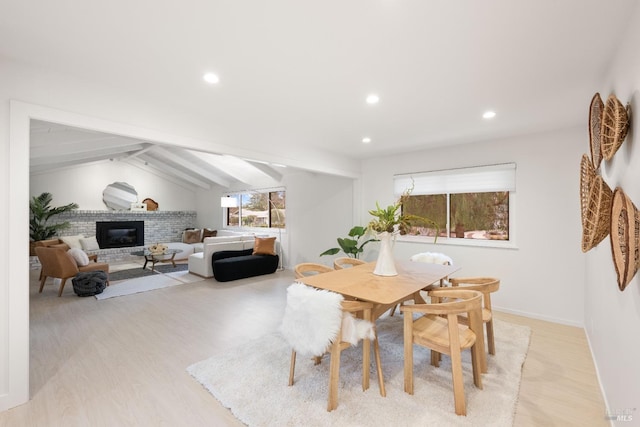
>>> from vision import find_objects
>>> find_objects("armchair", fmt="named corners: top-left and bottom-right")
top-left (35, 247), bottom-right (109, 297)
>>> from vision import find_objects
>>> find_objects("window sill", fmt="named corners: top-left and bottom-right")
top-left (396, 234), bottom-right (518, 249)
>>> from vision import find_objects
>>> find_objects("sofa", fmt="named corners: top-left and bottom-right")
top-left (212, 248), bottom-right (279, 282)
top-left (187, 233), bottom-right (256, 278)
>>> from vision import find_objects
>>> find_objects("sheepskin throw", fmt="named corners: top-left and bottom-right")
top-left (410, 251), bottom-right (453, 265)
top-left (279, 283), bottom-right (344, 356)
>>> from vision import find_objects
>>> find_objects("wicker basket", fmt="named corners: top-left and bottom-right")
top-left (580, 154), bottom-right (596, 228)
top-left (589, 93), bottom-right (603, 169)
top-left (600, 95), bottom-right (630, 160)
top-left (581, 175), bottom-right (613, 252)
top-left (610, 188), bottom-right (640, 291)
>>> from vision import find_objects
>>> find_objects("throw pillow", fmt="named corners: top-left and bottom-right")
top-left (183, 229), bottom-right (201, 244)
top-left (253, 236), bottom-right (277, 255)
top-left (80, 236), bottom-right (100, 251)
top-left (60, 235), bottom-right (84, 250)
top-left (67, 248), bottom-right (90, 267)
top-left (201, 228), bottom-right (217, 241)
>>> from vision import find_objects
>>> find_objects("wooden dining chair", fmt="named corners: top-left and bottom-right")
top-left (400, 288), bottom-right (484, 416)
top-left (333, 257), bottom-right (366, 270)
top-left (294, 262), bottom-right (334, 279)
top-left (448, 277), bottom-right (500, 356)
top-left (280, 283), bottom-right (385, 411)
top-left (389, 252), bottom-right (454, 316)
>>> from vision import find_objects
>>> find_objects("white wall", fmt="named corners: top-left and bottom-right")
top-left (361, 127), bottom-right (586, 326)
top-left (585, 3), bottom-right (640, 416)
top-left (30, 160), bottom-right (197, 211)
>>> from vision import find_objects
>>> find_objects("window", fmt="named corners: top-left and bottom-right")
top-left (224, 189), bottom-right (286, 229)
top-left (394, 163), bottom-right (515, 242)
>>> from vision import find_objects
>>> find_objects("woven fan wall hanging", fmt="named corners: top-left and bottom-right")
top-left (600, 95), bottom-right (630, 160)
top-left (589, 93), bottom-right (604, 169)
top-left (580, 154), bottom-right (596, 229)
top-left (581, 175), bottom-right (613, 252)
top-left (610, 188), bottom-right (640, 291)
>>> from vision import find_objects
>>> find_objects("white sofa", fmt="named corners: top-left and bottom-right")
top-left (188, 233), bottom-right (256, 278)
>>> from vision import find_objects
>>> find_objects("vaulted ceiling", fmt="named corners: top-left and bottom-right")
top-left (4, 0), bottom-right (638, 184)
top-left (29, 120), bottom-right (287, 190)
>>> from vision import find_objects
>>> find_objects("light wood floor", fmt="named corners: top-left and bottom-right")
top-left (0, 267), bottom-right (607, 426)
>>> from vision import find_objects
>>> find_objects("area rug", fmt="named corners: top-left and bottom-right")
top-left (188, 316), bottom-right (531, 427)
top-left (108, 267), bottom-right (158, 282)
top-left (96, 264), bottom-right (201, 300)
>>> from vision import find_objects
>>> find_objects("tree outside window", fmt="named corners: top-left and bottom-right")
top-left (224, 190), bottom-right (286, 229)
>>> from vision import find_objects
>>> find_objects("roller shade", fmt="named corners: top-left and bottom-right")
top-left (394, 163), bottom-right (516, 196)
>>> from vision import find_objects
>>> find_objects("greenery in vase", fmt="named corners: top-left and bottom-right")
top-left (320, 226), bottom-right (377, 259)
top-left (367, 186), bottom-right (439, 240)
top-left (29, 192), bottom-right (79, 241)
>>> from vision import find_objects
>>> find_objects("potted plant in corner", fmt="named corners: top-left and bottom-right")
top-left (367, 187), bottom-right (439, 276)
top-left (29, 192), bottom-right (79, 255)
top-left (320, 226), bottom-right (377, 259)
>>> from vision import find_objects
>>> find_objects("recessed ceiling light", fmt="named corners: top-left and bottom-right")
top-left (366, 94), bottom-right (379, 104)
top-left (203, 73), bottom-right (219, 84)
top-left (362, 137), bottom-right (372, 143)
top-left (483, 111), bottom-right (496, 119)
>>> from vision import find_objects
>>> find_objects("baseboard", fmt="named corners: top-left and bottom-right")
top-left (493, 305), bottom-right (583, 328)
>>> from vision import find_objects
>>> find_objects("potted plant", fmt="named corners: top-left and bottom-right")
top-left (29, 192), bottom-right (78, 255)
top-left (367, 187), bottom-right (439, 276)
top-left (320, 226), bottom-right (377, 259)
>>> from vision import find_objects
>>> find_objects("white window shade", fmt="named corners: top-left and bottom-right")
top-left (394, 163), bottom-right (516, 195)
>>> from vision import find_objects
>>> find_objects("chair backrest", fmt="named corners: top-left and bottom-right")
top-left (294, 263), bottom-right (334, 279)
top-left (279, 283), bottom-right (344, 356)
top-left (422, 289), bottom-right (483, 316)
top-left (333, 257), bottom-right (366, 270)
top-left (35, 246), bottom-right (79, 278)
top-left (449, 277), bottom-right (500, 310)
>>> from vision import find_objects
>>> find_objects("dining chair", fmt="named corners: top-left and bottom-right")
top-left (294, 262), bottom-right (334, 279)
top-left (280, 283), bottom-right (385, 411)
top-left (448, 277), bottom-right (500, 356)
top-left (35, 247), bottom-right (109, 297)
top-left (333, 257), bottom-right (366, 270)
top-left (389, 251), bottom-right (454, 316)
top-left (400, 288), bottom-right (484, 416)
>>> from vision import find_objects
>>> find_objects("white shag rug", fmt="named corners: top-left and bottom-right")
top-left (188, 315), bottom-right (531, 427)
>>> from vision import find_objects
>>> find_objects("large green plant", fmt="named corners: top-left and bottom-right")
top-left (320, 226), bottom-right (376, 259)
top-left (29, 192), bottom-right (79, 241)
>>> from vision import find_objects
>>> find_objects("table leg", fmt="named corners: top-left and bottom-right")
top-left (142, 256), bottom-right (150, 270)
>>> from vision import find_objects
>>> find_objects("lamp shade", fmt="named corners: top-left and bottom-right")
top-left (221, 196), bottom-right (238, 208)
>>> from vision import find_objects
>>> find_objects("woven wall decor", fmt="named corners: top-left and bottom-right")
top-left (142, 198), bottom-right (159, 211)
top-left (610, 187), bottom-right (640, 291)
top-left (589, 93), bottom-right (604, 169)
top-left (581, 175), bottom-right (613, 252)
top-left (600, 95), bottom-right (630, 160)
top-left (580, 154), bottom-right (596, 229)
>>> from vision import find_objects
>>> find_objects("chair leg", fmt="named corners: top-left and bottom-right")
top-left (486, 320), bottom-right (495, 355)
top-left (431, 350), bottom-right (441, 367)
top-left (38, 275), bottom-right (47, 293)
top-left (403, 314), bottom-right (414, 395)
top-left (450, 346), bottom-right (466, 416)
top-left (327, 341), bottom-right (341, 411)
top-left (362, 336), bottom-right (370, 391)
top-left (471, 343), bottom-right (483, 389)
top-left (288, 350), bottom-right (296, 386)
top-left (57, 278), bottom-right (68, 297)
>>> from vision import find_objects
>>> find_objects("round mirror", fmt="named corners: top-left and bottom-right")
top-left (103, 182), bottom-right (138, 210)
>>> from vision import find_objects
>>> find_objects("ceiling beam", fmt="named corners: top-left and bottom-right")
top-left (123, 158), bottom-right (207, 191)
top-left (30, 143), bottom-right (147, 166)
top-left (137, 154), bottom-right (212, 190)
top-left (147, 146), bottom-right (232, 188)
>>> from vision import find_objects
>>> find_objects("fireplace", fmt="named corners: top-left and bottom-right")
top-left (96, 221), bottom-right (144, 249)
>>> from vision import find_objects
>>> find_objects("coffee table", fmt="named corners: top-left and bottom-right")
top-left (130, 248), bottom-right (181, 272)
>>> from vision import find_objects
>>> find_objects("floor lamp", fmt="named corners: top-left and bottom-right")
top-left (220, 195), bottom-right (284, 270)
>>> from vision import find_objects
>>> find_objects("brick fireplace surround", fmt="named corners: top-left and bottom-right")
top-left (29, 210), bottom-right (197, 269)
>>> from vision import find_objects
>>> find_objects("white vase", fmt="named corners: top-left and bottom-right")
top-left (373, 231), bottom-right (398, 276)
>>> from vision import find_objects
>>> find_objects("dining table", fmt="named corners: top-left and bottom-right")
top-left (296, 260), bottom-right (487, 386)
top-left (297, 260), bottom-right (461, 321)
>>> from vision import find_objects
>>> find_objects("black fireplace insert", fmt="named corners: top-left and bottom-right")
top-left (96, 221), bottom-right (144, 249)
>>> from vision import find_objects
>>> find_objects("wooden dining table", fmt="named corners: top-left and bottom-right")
top-left (297, 260), bottom-right (488, 389)
top-left (297, 260), bottom-right (461, 321)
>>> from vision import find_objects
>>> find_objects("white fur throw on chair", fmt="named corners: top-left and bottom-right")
top-left (410, 251), bottom-right (453, 265)
top-left (279, 283), bottom-right (375, 356)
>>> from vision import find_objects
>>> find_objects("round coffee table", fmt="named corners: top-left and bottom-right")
top-left (130, 248), bottom-right (181, 272)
